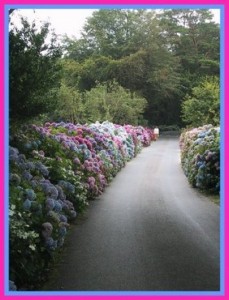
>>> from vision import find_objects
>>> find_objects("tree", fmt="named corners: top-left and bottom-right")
top-left (63, 9), bottom-right (159, 61)
top-left (154, 9), bottom-right (220, 126)
top-left (80, 9), bottom-right (153, 59)
top-left (158, 9), bottom-right (220, 89)
top-left (53, 83), bottom-right (84, 123)
top-left (84, 81), bottom-right (147, 125)
top-left (63, 10), bottom-right (181, 125)
top-left (61, 9), bottom-right (220, 127)
top-left (9, 17), bottom-right (62, 123)
top-left (181, 76), bottom-right (220, 127)
top-left (61, 35), bottom-right (94, 62)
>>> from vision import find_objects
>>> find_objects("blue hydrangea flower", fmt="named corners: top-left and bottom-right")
top-left (24, 142), bottom-right (32, 150)
top-left (58, 180), bottom-right (75, 194)
top-left (69, 210), bottom-right (77, 218)
top-left (32, 141), bottom-right (38, 149)
top-left (25, 189), bottom-right (36, 200)
top-left (53, 201), bottom-right (62, 213)
top-left (23, 199), bottom-right (32, 211)
top-left (66, 182), bottom-right (75, 194)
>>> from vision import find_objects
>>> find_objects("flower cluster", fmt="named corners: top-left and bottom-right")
top-left (9, 121), bottom-right (154, 290)
top-left (9, 144), bottom-right (78, 289)
top-left (180, 125), bottom-right (220, 193)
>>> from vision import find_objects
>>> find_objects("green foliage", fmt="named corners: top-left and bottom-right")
top-left (62, 8), bottom-right (219, 126)
top-left (181, 76), bottom-right (220, 127)
top-left (9, 8), bottom-right (220, 130)
top-left (9, 203), bottom-right (47, 289)
top-left (81, 9), bottom-right (157, 59)
top-left (54, 82), bottom-right (85, 123)
top-left (158, 9), bottom-right (219, 94)
top-left (83, 81), bottom-right (147, 125)
top-left (9, 17), bottom-right (62, 123)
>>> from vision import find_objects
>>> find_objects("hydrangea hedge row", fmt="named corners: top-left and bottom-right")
top-left (9, 121), bottom-right (154, 290)
top-left (180, 124), bottom-right (220, 193)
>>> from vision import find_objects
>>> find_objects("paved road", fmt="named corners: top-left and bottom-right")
top-left (43, 137), bottom-right (220, 292)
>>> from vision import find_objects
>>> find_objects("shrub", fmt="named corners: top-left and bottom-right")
top-left (9, 121), bottom-right (154, 290)
top-left (180, 125), bottom-right (220, 193)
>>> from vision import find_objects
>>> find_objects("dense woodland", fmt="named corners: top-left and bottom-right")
top-left (9, 9), bottom-right (220, 128)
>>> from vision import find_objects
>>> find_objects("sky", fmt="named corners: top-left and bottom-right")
top-left (10, 8), bottom-right (221, 41)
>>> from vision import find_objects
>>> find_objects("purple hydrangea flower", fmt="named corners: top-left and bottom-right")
top-left (62, 200), bottom-right (74, 210)
top-left (55, 185), bottom-right (66, 200)
top-left (73, 157), bottom-right (81, 165)
top-left (88, 176), bottom-right (96, 188)
top-left (22, 171), bottom-right (33, 181)
top-left (25, 162), bottom-right (35, 170)
top-left (40, 181), bottom-right (51, 193)
top-left (31, 180), bottom-right (39, 189)
top-left (45, 237), bottom-right (57, 251)
top-left (9, 147), bottom-right (19, 156)
top-left (59, 214), bottom-right (68, 223)
top-left (47, 186), bottom-right (58, 200)
top-left (46, 198), bottom-right (55, 211)
top-left (18, 154), bottom-right (26, 163)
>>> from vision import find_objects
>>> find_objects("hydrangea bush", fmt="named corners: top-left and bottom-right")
top-left (180, 124), bottom-right (220, 193)
top-left (9, 121), bottom-right (154, 290)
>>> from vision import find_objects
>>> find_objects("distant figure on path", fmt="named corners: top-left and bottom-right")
top-left (154, 126), bottom-right (159, 140)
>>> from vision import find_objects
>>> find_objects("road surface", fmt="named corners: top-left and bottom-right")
top-left (43, 137), bottom-right (220, 292)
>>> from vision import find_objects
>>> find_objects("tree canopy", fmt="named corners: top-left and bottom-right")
top-left (181, 76), bottom-right (220, 127)
top-left (9, 9), bottom-right (220, 127)
top-left (9, 16), bottom-right (62, 123)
